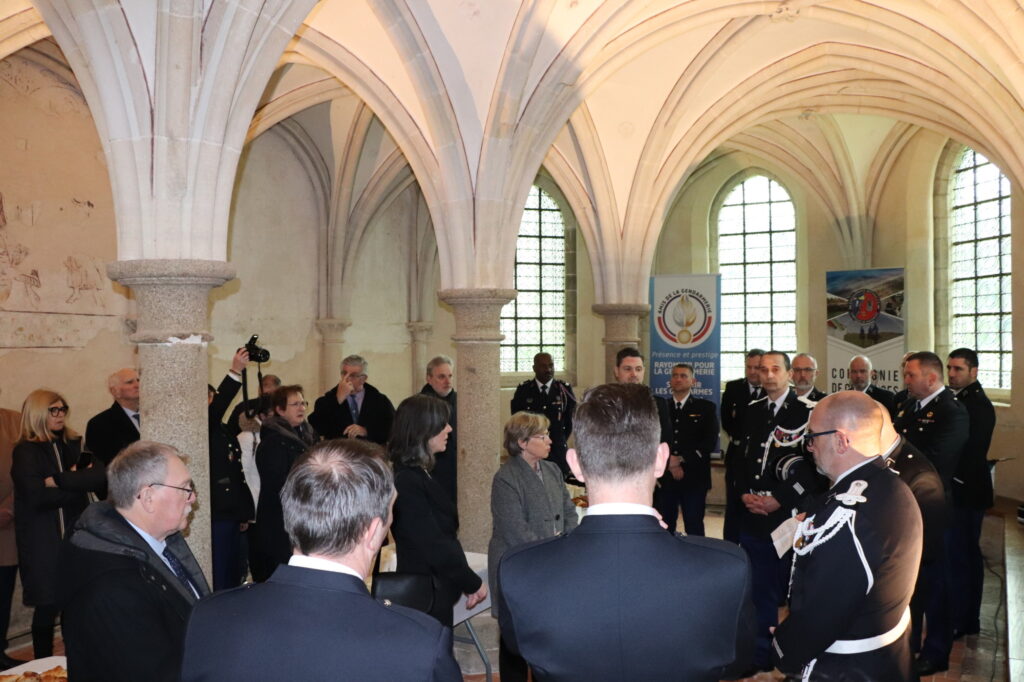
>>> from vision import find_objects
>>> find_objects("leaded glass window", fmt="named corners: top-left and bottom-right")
top-left (717, 174), bottom-right (797, 380)
top-left (501, 185), bottom-right (568, 372)
top-left (950, 149), bottom-right (1012, 388)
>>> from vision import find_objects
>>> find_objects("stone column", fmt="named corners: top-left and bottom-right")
top-left (592, 303), bottom-right (651, 382)
top-left (107, 259), bottom-right (236, 579)
top-left (406, 321), bottom-right (434, 393)
top-left (316, 317), bottom-right (352, 394)
top-left (438, 288), bottom-right (516, 552)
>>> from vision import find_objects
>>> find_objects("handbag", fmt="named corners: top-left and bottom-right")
top-left (370, 571), bottom-right (436, 614)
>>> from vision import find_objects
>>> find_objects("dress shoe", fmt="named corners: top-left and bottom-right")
top-left (915, 657), bottom-right (949, 676)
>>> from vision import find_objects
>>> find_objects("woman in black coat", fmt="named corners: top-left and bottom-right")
top-left (12, 389), bottom-right (105, 659)
top-left (250, 385), bottom-right (317, 582)
top-left (388, 395), bottom-right (486, 627)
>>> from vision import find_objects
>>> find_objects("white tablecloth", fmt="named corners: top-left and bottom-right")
top-left (1, 655), bottom-right (66, 674)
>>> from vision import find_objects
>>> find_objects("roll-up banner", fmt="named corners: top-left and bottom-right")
top-left (649, 275), bottom-right (722, 406)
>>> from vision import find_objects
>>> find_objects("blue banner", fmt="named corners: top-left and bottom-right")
top-left (648, 275), bottom-right (722, 407)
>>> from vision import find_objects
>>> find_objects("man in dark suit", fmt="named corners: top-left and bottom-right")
top-left (850, 354), bottom-right (896, 415)
top-left (879, 405), bottom-right (947, 664)
top-left (894, 351), bottom-right (969, 676)
top-left (309, 354), bottom-right (395, 444)
top-left (735, 350), bottom-right (817, 672)
top-left (792, 352), bottom-right (827, 404)
top-left (181, 439), bottom-right (461, 682)
top-left (510, 352), bottom-right (576, 478)
top-left (612, 347), bottom-right (671, 445)
top-left (655, 363), bottom-right (718, 535)
top-left (498, 383), bottom-right (755, 682)
top-left (946, 347), bottom-right (996, 639)
top-left (420, 355), bottom-right (459, 504)
top-left (84, 367), bottom-right (141, 465)
top-left (721, 348), bottom-right (764, 543)
top-left (773, 391), bottom-right (922, 680)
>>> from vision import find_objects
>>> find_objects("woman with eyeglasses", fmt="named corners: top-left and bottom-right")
top-left (251, 384), bottom-right (318, 582)
top-left (488, 411), bottom-right (579, 681)
top-left (12, 389), bottom-right (104, 659)
top-left (388, 394), bottom-right (486, 627)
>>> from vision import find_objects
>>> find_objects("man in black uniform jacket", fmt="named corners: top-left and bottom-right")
top-left (85, 368), bottom-right (141, 465)
top-left (309, 354), bottom-right (394, 445)
top-left (849, 355), bottom-right (896, 415)
top-left (894, 351), bottom-right (969, 676)
top-left (721, 348), bottom-right (764, 543)
top-left (207, 348), bottom-right (256, 590)
top-left (510, 352), bottom-right (576, 478)
top-left (655, 363), bottom-right (718, 535)
top-left (736, 350), bottom-right (815, 672)
top-left (419, 356), bottom-right (459, 505)
top-left (773, 391), bottom-right (923, 681)
top-left (791, 353), bottom-right (827, 404)
top-left (611, 347), bottom-right (671, 445)
top-left (498, 383), bottom-right (755, 682)
top-left (946, 348), bottom-right (996, 639)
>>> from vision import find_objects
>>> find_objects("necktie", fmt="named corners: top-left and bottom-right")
top-left (676, 401), bottom-right (684, 411)
top-left (347, 395), bottom-right (359, 421)
top-left (768, 402), bottom-right (777, 418)
top-left (131, 413), bottom-right (141, 430)
top-left (914, 400), bottom-right (922, 413)
top-left (162, 547), bottom-right (197, 596)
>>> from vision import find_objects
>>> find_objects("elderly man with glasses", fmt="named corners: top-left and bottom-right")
top-left (59, 440), bottom-right (209, 682)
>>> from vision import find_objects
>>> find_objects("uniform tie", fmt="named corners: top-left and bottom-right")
top-left (541, 384), bottom-right (548, 396)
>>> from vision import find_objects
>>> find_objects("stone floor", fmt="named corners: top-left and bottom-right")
top-left (461, 503), bottom-right (1014, 682)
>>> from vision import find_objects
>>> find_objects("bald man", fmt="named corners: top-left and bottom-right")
top-left (85, 368), bottom-right (142, 465)
top-left (849, 355), bottom-right (896, 415)
top-left (773, 391), bottom-right (922, 681)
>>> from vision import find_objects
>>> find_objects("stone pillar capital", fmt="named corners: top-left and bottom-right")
top-left (591, 302), bottom-right (651, 383)
top-left (107, 259), bottom-right (235, 343)
top-left (438, 288), bottom-right (516, 343)
top-left (316, 317), bottom-right (353, 343)
top-left (406, 321), bottom-right (434, 342)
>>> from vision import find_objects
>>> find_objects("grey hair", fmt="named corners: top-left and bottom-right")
top-left (107, 367), bottom-right (137, 391)
top-left (107, 441), bottom-right (182, 509)
top-left (282, 439), bottom-right (394, 558)
top-left (793, 352), bottom-right (818, 369)
top-left (340, 355), bottom-right (368, 374)
top-left (426, 355), bottom-right (453, 376)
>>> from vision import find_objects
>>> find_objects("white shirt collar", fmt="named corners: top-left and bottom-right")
top-left (917, 385), bottom-right (946, 409)
top-left (769, 388), bottom-right (790, 412)
top-left (124, 517), bottom-right (166, 556)
top-left (536, 379), bottom-right (552, 391)
top-left (833, 456), bottom-right (879, 486)
top-left (673, 393), bottom-right (690, 408)
top-left (288, 554), bottom-right (364, 580)
top-left (585, 502), bottom-right (657, 517)
top-left (880, 436), bottom-right (900, 460)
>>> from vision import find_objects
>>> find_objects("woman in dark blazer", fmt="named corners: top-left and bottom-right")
top-left (488, 411), bottom-right (579, 681)
top-left (251, 385), bottom-right (318, 582)
top-left (12, 389), bottom-right (104, 659)
top-left (388, 395), bottom-right (486, 627)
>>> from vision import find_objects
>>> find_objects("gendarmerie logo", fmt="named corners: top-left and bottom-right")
top-left (848, 288), bottom-right (881, 323)
top-left (655, 288), bottom-right (714, 348)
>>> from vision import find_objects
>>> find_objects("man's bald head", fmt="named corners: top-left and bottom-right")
top-left (807, 391), bottom-right (884, 480)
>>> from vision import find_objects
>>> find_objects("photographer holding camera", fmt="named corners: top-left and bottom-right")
top-left (734, 350), bottom-right (822, 674)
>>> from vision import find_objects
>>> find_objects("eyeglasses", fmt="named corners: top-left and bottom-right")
top-left (804, 429), bottom-right (838, 443)
top-left (48, 406), bottom-right (69, 416)
top-left (150, 482), bottom-right (197, 498)
top-left (287, 400), bottom-right (309, 408)
top-left (530, 433), bottom-right (551, 441)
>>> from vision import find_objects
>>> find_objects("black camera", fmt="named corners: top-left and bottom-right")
top-left (245, 335), bottom-right (270, 363)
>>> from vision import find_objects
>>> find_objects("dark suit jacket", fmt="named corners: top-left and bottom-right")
top-left (884, 436), bottom-right (947, 563)
top-left (392, 464), bottom-right (481, 626)
top-left (952, 381), bottom-right (995, 509)
top-left (181, 564), bottom-right (462, 682)
top-left (721, 378), bottom-right (761, 486)
top-left (84, 401), bottom-right (140, 465)
top-left (498, 514), bottom-right (755, 681)
top-left (510, 379), bottom-right (576, 475)
top-left (309, 383), bottom-right (395, 445)
top-left (865, 384), bottom-right (897, 415)
top-left (664, 395), bottom-right (719, 491)
top-left (894, 388), bottom-right (969, 493)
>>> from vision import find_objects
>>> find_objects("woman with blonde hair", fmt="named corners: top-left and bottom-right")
top-left (488, 410), bottom-right (579, 681)
top-left (12, 389), bottom-right (104, 659)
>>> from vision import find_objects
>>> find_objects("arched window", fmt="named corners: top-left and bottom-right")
top-left (949, 148), bottom-right (1011, 389)
top-left (501, 184), bottom-right (574, 373)
top-left (716, 173), bottom-right (797, 380)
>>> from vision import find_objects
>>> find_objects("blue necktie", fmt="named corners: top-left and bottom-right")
top-left (348, 395), bottom-right (359, 421)
top-left (163, 547), bottom-right (197, 595)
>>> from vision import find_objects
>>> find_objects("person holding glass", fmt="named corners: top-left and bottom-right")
top-left (388, 395), bottom-right (486, 627)
top-left (488, 411), bottom-right (579, 681)
top-left (12, 390), bottom-right (104, 659)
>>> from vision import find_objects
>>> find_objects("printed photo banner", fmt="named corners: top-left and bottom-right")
top-left (649, 274), bottom-right (722, 407)
top-left (825, 267), bottom-right (905, 393)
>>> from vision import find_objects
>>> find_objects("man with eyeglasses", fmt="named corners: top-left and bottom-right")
top-left (60, 440), bottom-right (209, 682)
top-left (791, 353), bottom-right (827, 405)
top-left (84, 367), bottom-right (142, 465)
top-left (773, 391), bottom-right (922, 681)
top-left (310, 354), bottom-right (395, 445)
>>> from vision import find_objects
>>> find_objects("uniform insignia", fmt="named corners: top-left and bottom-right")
top-left (926, 411), bottom-right (933, 418)
top-left (897, 410), bottom-right (904, 417)
top-left (836, 479), bottom-right (868, 506)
